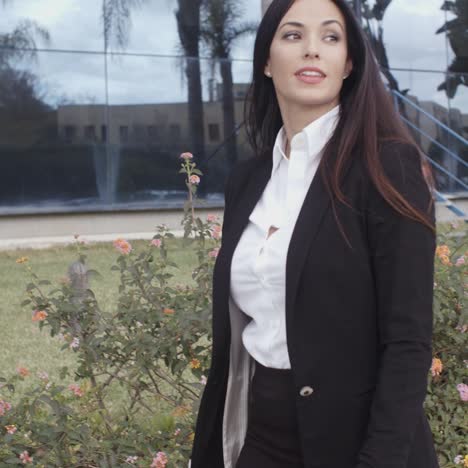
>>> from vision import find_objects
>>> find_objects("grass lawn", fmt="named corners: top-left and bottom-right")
top-left (0, 237), bottom-right (203, 396)
top-left (0, 220), bottom-right (463, 394)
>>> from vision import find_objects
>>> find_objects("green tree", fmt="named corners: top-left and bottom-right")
top-left (0, 1), bottom-right (52, 144)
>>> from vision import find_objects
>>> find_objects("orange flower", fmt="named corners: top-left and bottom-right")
top-left (113, 238), bottom-right (132, 255)
top-left (16, 367), bottom-right (30, 377)
top-left (163, 308), bottom-right (175, 315)
top-left (172, 405), bottom-right (190, 418)
top-left (439, 255), bottom-right (452, 266)
top-left (32, 310), bottom-right (48, 322)
top-left (15, 257), bottom-right (29, 264)
top-left (435, 245), bottom-right (450, 258)
top-left (190, 358), bottom-right (201, 369)
top-left (431, 358), bottom-right (443, 377)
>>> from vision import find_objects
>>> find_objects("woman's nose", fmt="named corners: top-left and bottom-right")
top-left (302, 38), bottom-right (320, 59)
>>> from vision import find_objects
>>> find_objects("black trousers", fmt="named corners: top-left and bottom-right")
top-left (235, 359), bottom-right (305, 468)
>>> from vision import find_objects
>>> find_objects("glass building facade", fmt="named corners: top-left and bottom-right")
top-left (0, 0), bottom-right (466, 215)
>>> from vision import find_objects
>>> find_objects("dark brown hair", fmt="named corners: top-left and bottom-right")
top-left (244, 0), bottom-right (436, 243)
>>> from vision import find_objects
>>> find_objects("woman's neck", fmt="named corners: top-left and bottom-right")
top-left (279, 99), bottom-right (339, 159)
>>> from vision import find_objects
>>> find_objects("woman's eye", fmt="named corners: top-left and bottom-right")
top-left (283, 31), bottom-right (301, 40)
top-left (324, 34), bottom-right (339, 42)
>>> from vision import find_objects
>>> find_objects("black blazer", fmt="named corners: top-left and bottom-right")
top-left (190, 141), bottom-right (440, 468)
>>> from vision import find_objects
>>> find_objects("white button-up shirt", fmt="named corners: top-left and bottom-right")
top-left (229, 105), bottom-right (340, 369)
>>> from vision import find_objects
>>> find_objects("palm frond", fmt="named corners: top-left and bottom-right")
top-left (102, 0), bottom-right (148, 50)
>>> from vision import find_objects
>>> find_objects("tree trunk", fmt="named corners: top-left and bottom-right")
top-left (176, 0), bottom-right (207, 195)
top-left (219, 57), bottom-right (238, 170)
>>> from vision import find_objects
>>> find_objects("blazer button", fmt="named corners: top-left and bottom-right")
top-left (299, 386), bottom-right (314, 397)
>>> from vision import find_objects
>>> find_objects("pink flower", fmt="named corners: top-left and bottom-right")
top-left (69, 337), bottom-right (80, 349)
top-left (113, 238), bottom-right (132, 255)
top-left (456, 383), bottom-right (468, 401)
top-left (174, 427), bottom-right (181, 436)
top-left (150, 238), bottom-right (162, 248)
top-left (200, 375), bottom-right (207, 385)
top-left (19, 451), bottom-right (33, 464)
top-left (189, 175), bottom-right (200, 185)
top-left (211, 225), bottom-right (222, 239)
top-left (206, 214), bottom-right (218, 223)
top-left (125, 455), bottom-right (138, 464)
top-left (208, 247), bottom-right (220, 258)
top-left (180, 152), bottom-right (193, 160)
top-left (5, 424), bottom-right (17, 434)
top-left (37, 371), bottom-right (49, 382)
top-left (68, 383), bottom-right (84, 397)
top-left (150, 451), bottom-right (168, 468)
top-left (0, 399), bottom-right (12, 416)
top-left (456, 256), bottom-right (466, 266)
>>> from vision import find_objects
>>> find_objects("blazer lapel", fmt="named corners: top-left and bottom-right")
top-left (285, 152), bottom-right (355, 347)
top-left (217, 151), bottom-right (354, 358)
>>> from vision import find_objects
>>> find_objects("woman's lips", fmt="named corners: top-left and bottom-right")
top-left (295, 73), bottom-right (326, 84)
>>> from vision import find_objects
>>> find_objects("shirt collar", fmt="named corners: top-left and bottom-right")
top-left (272, 104), bottom-right (340, 174)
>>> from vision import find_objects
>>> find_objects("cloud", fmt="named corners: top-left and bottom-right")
top-left (0, 0), bottom-right (465, 111)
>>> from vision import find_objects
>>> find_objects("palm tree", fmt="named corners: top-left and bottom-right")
top-left (436, 0), bottom-right (468, 98)
top-left (102, 0), bottom-right (208, 191)
top-left (200, 0), bottom-right (257, 169)
top-left (101, 0), bottom-right (144, 50)
top-left (175, 0), bottom-right (207, 179)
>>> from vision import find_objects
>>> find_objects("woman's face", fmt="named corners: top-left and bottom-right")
top-left (265, 0), bottom-right (352, 113)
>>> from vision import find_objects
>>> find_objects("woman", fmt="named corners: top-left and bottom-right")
top-left (189, 0), bottom-right (440, 467)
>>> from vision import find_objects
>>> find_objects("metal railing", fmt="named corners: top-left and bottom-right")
top-left (391, 89), bottom-right (468, 218)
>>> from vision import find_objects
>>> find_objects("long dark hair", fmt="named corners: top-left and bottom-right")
top-left (244, 0), bottom-right (436, 242)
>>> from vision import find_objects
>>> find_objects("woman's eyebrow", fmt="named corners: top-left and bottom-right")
top-left (279, 19), bottom-right (344, 31)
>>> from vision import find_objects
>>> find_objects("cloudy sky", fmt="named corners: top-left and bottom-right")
top-left (0, 0), bottom-right (465, 111)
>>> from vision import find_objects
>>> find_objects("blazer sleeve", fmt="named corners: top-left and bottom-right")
top-left (355, 142), bottom-right (437, 468)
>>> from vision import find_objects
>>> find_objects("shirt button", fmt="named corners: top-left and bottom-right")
top-left (299, 386), bottom-right (314, 397)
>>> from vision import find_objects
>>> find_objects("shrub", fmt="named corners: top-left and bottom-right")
top-left (0, 152), bottom-right (216, 467)
top-left (1, 155), bottom-right (466, 467)
top-left (426, 221), bottom-right (468, 467)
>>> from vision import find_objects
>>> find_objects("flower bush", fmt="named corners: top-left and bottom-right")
top-left (0, 153), bottom-right (216, 467)
top-left (426, 221), bottom-right (468, 467)
top-left (0, 153), bottom-right (466, 467)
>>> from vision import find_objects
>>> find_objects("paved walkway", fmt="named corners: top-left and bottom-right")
top-left (0, 231), bottom-right (188, 251)
top-left (0, 201), bottom-right (466, 251)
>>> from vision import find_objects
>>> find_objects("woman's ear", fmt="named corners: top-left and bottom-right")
top-left (264, 59), bottom-right (272, 78)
